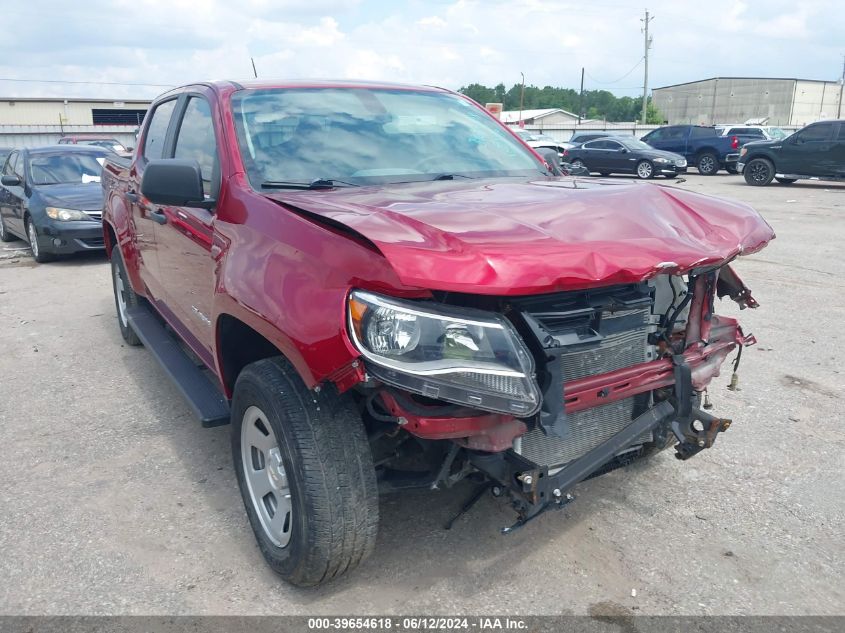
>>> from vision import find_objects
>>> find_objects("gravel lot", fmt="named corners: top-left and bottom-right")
top-left (0, 173), bottom-right (842, 616)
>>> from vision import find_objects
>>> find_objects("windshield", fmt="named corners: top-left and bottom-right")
top-left (28, 152), bottom-right (107, 185)
top-left (231, 88), bottom-right (545, 187)
top-left (80, 139), bottom-right (126, 152)
top-left (618, 138), bottom-right (651, 151)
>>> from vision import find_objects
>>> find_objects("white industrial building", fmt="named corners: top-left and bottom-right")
top-left (0, 97), bottom-right (151, 148)
top-left (500, 108), bottom-right (580, 127)
top-left (652, 77), bottom-right (844, 126)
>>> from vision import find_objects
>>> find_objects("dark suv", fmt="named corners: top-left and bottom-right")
top-left (738, 120), bottom-right (845, 186)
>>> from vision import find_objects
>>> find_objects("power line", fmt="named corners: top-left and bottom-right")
top-left (0, 77), bottom-right (175, 88)
top-left (585, 58), bottom-right (645, 85)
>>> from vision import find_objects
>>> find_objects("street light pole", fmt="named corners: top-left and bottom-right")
top-left (641, 9), bottom-right (654, 124)
top-left (519, 72), bottom-right (525, 128)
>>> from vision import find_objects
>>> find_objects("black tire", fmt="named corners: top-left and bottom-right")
top-left (25, 218), bottom-right (53, 263)
top-left (0, 214), bottom-right (15, 242)
top-left (599, 171), bottom-right (611, 177)
top-left (743, 158), bottom-right (775, 186)
top-left (635, 160), bottom-right (654, 179)
top-left (725, 164), bottom-right (738, 174)
top-left (696, 152), bottom-right (719, 175)
top-left (664, 174), bottom-right (678, 179)
top-left (231, 358), bottom-right (379, 587)
top-left (110, 248), bottom-right (142, 346)
top-left (776, 177), bottom-right (797, 185)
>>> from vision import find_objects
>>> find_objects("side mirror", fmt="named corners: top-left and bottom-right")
top-left (1, 174), bottom-right (21, 186)
top-left (141, 159), bottom-right (209, 207)
top-left (618, 147), bottom-right (628, 153)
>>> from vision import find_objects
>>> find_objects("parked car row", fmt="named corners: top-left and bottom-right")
top-left (522, 119), bottom-right (844, 184)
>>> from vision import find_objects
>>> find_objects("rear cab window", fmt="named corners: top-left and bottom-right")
top-left (690, 127), bottom-right (717, 139)
top-left (142, 99), bottom-right (178, 160)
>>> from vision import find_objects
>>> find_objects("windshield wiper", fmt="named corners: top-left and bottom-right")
top-left (260, 178), bottom-right (359, 190)
top-left (432, 173), bottom-right (475, 181)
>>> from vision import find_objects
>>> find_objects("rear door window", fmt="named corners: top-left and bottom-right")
top-left (690, 127), bottom-right (717, 139)
top-left (143, 99), bottom-right (178, 160)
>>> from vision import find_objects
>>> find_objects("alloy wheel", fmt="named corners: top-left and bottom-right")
top-left (748, 161), bottom-right (771, 184)
top-left (637, 161), bottom-right (653, 179)
top-left (27, 222), bottom-right (39, 259)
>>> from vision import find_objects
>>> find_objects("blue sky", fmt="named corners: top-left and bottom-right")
top-left (0, 0), bottom-right (842, 100)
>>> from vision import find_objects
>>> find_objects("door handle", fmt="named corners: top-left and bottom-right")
top-left (149, 209), bottom-right (168, 225)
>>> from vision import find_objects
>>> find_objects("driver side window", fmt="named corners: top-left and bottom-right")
top-left (796, 124), bottom-right (833, 143)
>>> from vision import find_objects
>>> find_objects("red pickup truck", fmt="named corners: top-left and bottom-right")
top-left (101, 80), bottom-right (774, 587)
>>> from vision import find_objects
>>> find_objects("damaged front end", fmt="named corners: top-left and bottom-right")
top-left (346, 264), bottom-right (760, 530)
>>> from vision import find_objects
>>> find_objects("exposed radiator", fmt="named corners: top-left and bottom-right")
top-left (516, 290), bottom-right (656, 470)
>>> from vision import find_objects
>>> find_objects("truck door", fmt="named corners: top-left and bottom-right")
top-left (779, 122), bottom-right (836, 176)
top-left (152, 94), bottom-right (219, 367)
top-left (130, 97), bottom-right (179, 302)
top-left (0, 151), bottom-right (24, 237)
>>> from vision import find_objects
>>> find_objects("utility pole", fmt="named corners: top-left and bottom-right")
top-left (519, 72), bottom-right (525, 128)
top-left (579, 67), bottom-right (585, 124)
top-left (251, 57), bottom-right (258, 79)
top-left (641, 9), bottom-right (654, 124)
top-left (838, 54), bottom-right (844, 119)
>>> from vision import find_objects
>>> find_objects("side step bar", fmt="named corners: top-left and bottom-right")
top-left (125, 305), bottom-right (230, 427)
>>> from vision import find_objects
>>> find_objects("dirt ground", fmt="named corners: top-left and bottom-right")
top-left (0, 173), bottom-right (842, 616)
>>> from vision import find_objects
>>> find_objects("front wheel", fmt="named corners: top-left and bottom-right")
top-left (26, 219), bottom-right (53, 263)
top-left (231, 358), bottom-right (379, 587)
top-left (696, 152), bottom-right (719, 175)
top-left (636, 160), bottom-right (654, 179)
top-left (776, 177), bottom-right (797, 185)
top-left (744, 158), bottom-right (775, 186)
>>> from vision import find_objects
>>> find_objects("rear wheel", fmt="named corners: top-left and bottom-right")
top-left (725, 164), bottom-right (738, 174)
top-left (231, 358), bottom-right (379, 587)
top-left (570, 159), bottom-right (589, 173)
top-left (664, 174), bottom-right (678, 179)
top-left (110, 248), bottom-right (142, 346)
top-left (0, 214), bottom-right (14, 242)
top-left (636, 160), bottom-right (654, 179)
top-left (744, 158), bottom-right (775, 186)
top-left (696, 152), bottom-right (719, 175)
top-left (776, 177), bottom-right (797, 184)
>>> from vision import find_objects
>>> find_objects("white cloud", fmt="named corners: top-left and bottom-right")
top-left (0, 0), bottom-right (840, 100)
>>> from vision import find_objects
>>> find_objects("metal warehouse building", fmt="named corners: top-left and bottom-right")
top-left (652, 77), bottom-right (844, 127)
top-left (0, 97), bottom-right (151, 148)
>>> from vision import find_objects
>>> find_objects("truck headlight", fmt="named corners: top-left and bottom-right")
top-left (740, 147), bottom-right (747, 157)
top-left (45, 207), bottom-right (89, 221)
top-left (348, 290), bottom-right (541, 416)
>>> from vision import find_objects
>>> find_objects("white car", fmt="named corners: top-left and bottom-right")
top-left (714, 124), bottom-right (790, 141)
top-left (513, 129), bottom-right (574, 160)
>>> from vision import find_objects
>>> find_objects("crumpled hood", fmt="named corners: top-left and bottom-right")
top-left (264, 178), bottom-right (775, 295)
